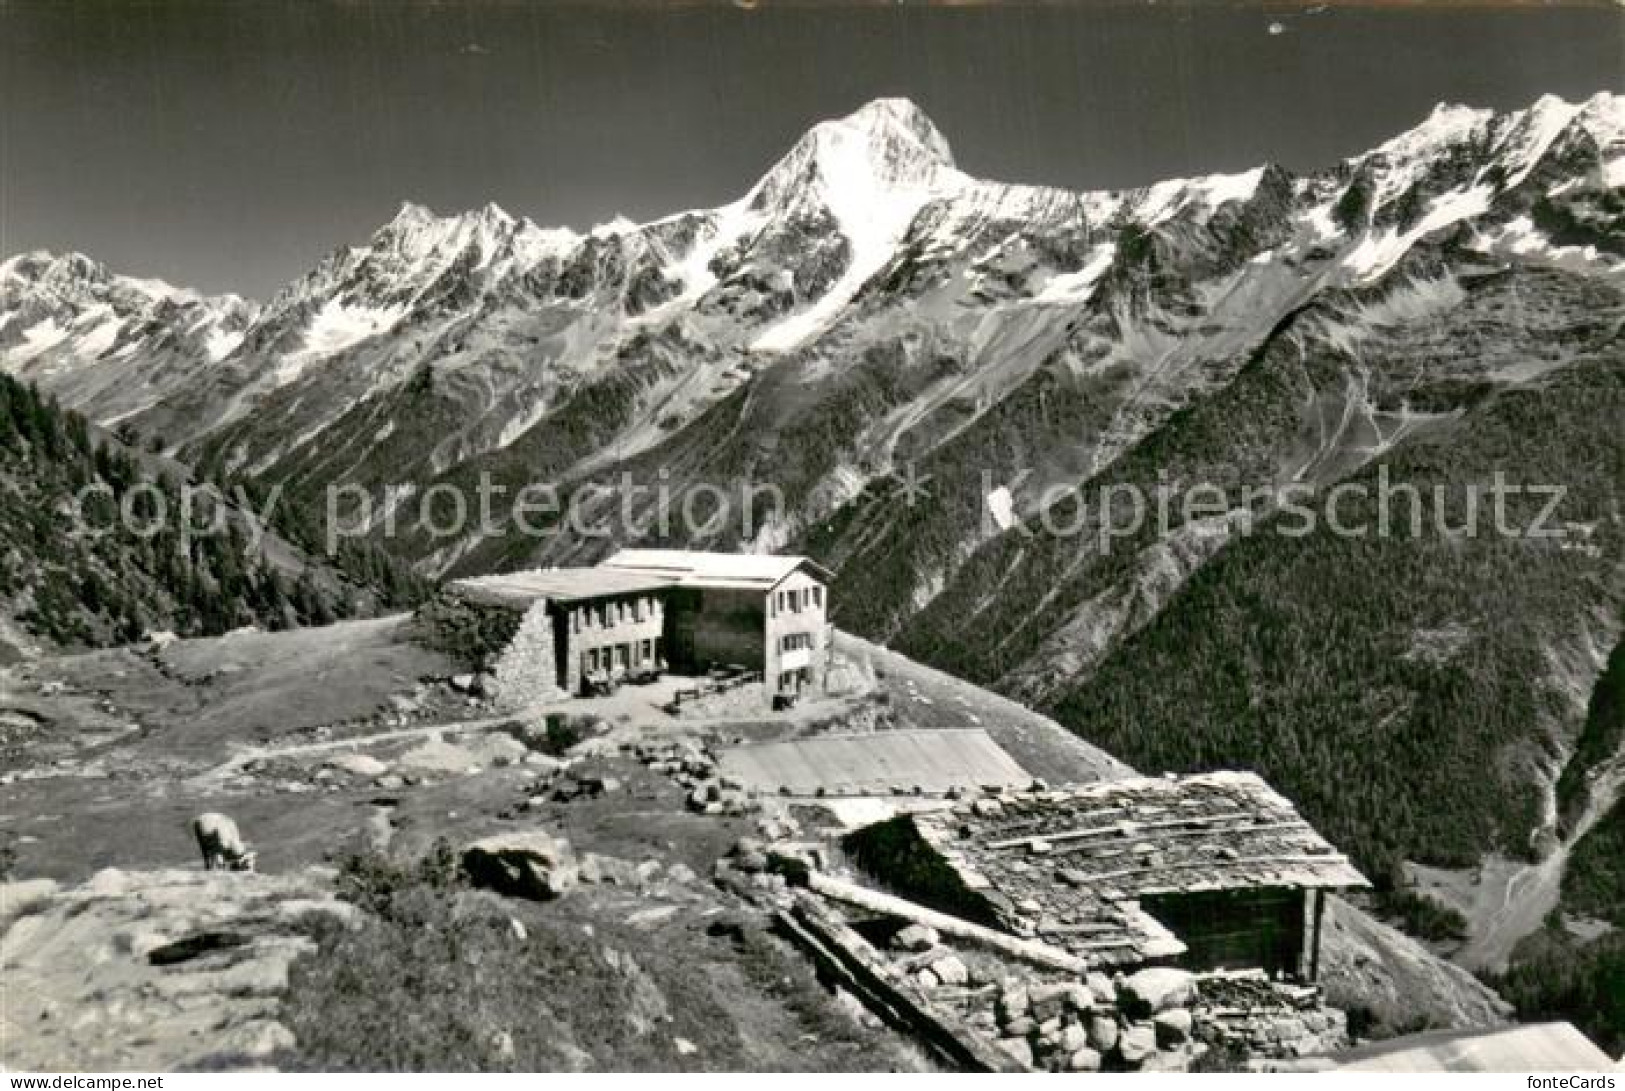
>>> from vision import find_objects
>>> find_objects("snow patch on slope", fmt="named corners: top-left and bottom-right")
top-left (278, 300), bottom-right (409, 383)
top-left (74, 311), bottom-right (123, 359)
top-left (1343, 184), bottom-right (1494, 282)
top-left (1035, 244), bottom-right (1117, 304)
top-left (9, 318), bottom-right (71, 364)
top-left (1475, 215), bottom-right (1622, 272)
top-left (206, 327), bottom-right (246, 362)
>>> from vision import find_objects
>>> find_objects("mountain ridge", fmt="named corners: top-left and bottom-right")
top-left (4, 92), bottom-right (1623, 952)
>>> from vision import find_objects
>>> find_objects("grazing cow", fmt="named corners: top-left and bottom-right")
top-left (191, 812), bottom-right (256, 872)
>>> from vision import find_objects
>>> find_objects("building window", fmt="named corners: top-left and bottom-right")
top-left (812, 586), bottom-right (823, 609)
top-left (640, 638), bottom-right (653, 662)
top-left (781, 632), bottom-right (812, 652)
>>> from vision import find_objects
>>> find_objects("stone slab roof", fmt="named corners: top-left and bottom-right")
top-left (902, 771), bottom-right (1368, 965)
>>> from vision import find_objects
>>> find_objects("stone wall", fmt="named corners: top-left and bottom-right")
top-left (941, 956), bottom-right (1348, 1071)
top-left (1191, 970), bottom-right (1350, 1064)
top-left (489, 601), bottom-right (567, 709)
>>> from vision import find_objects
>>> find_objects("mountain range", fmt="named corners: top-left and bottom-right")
top-left (4, 92), bottom-right (1623, 961)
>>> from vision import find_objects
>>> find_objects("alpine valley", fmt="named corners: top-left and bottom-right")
top-left (5, 93), bottom-right (1624, 1014)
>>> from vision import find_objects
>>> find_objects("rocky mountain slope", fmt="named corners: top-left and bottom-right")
top-left (4, 92), bottom-right (1623, 947)
top-left (0, 867), bottom-right (351, 1071)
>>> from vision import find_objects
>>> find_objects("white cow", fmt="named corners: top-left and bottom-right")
top-left (191, 812), bottom-right (257, 872)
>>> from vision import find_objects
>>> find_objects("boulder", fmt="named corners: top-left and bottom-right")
top-left (1117, 1024), bottom-right (1157, 1066)
top-left (1269, 1015), bottom-right (1308, 1043)
top-left (523, 753), bottom-right (568, 771)
top-left (1119, 967), bottom-right (1197, 1017)
top-left (931, 954), bottom-right (969, 986)
top-left (1057, 1023), bottom-right (1089, 1054)
top-left (579, 853), bottom-right (637, 886)
top-left (1063, 981), bottom-right (1096, 1012)
top-left (461, 831), bottom-right (579, 900)
top-left (893, 923), bottom-right (940, 952)
top-left (211, 1019), bottom-right (296, 1059)
top-left (1002, 1016), bottom-right (1036, 1038)
top-left (996, 984), bottom-right (1030, 1025)
top-left (996, 1036), bottom-right (1034, 1070)
top-left (1, 878), bottom-right (60, 924)
top-left (1029, 981), bottom-right (1072, 1022)
top-left (1141, 1045), bottom-right (1198, 1072)
top-left (324, 752), bottom-right (389, 779)
top-left (1154, 1007), bottom-right (1193, 1046)
top-left (1087, 1013), bottom-right (1120, 1054)
top-left (398, 739), bottom-right (478, 774)
top-left (468, 733), bottom-right (529, 768)
top-left (1068, 1047), bottom-right (1103, 1072)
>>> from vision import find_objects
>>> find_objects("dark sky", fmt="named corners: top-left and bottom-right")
top-left (3, 0), bottom-right (1620, 299)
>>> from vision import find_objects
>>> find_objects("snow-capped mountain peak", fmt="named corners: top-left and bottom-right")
top-left (748, 97), bottom-right (966, 214)
top-left (5, 88), bottom-right (1621, 485)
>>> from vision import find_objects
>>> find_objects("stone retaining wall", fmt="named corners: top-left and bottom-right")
top-left (489, 601), bottom-right (566, 709)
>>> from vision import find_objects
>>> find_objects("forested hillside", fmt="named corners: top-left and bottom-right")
top-left (1047, 351), bottom-right (1624, 890)
top-left (0, 374), bottom-right (413, 654)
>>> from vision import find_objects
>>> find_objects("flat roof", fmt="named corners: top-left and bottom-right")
top-left (601, 549), bottom-right (833, 590)
top-left (855, 771), bottom-right (1368, 966)
top-left (447, 568), bottom-right (673, 607)
top-left (717, 729), bottom-right (1032, 797)
top-left (1337, 1023), bottom-right (1616, 1072)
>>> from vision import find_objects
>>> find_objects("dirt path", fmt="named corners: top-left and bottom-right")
top-left (191, 712), bottom-right (522, 784)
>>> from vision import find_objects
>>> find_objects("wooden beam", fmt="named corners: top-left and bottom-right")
top-left (1061, 852), bottom-right (1354, 886)
top-left (983, 810), bottom-right (1289, 850)
top-left (806, 871), bottom-right (1093, 974)
top-left (1308, 888), bottom-right (1328, 982)
top-left (785, 893), bottom-right (1028, 1072)
top-left (1044, 820), bottom-right (1317, 858)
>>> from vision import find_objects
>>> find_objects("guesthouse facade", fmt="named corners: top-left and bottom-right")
top-left (417, 550), bottom-right (832, 706)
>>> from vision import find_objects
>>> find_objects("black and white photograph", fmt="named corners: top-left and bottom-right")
top-left (1, 0), bottom-right (1622, 1076)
